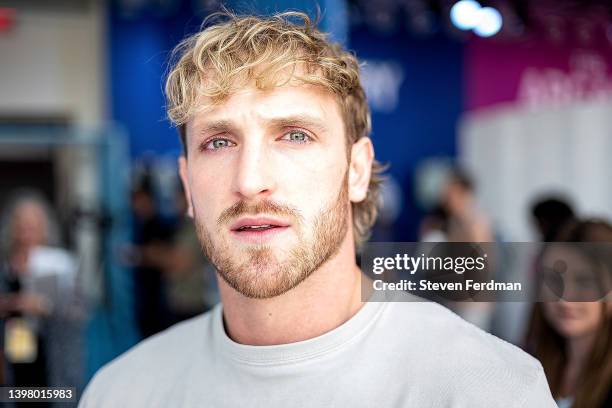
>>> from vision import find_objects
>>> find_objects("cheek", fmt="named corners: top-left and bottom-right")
top-left (279, 155), bottom-right (345, 209)
top-left (188, 168), bottom-right (229, 223)
top-left (277, 140), bottom-right (342, 168)
top-left (276, 143), bottom-right (343, 172)
top-left (579, 303), bottom-right (604, 332)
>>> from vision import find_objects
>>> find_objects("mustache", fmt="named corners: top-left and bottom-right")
top-left (217, 200), bottom-right (304, 226)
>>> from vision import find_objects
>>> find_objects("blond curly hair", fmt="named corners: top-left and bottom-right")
top-left (165, 11), bottom-right (384, 248)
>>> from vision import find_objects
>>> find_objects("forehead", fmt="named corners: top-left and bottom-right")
top-left (187, 83), bottom-right (344, 134)
top-left (14, 202), bottom-right (45, 219)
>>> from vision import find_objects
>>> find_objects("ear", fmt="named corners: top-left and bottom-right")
top-left (348, 137), bottom-right (374, 203)
top-left (178, 156), bottom-right (194, 218)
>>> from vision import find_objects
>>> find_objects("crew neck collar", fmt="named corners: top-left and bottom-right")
top-left (212, 295), bottom-right (387, 366)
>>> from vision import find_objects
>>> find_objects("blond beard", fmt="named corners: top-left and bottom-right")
top-left (193, 172), bottom-right (349, 299)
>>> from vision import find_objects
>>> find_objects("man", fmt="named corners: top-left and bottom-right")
top-left (80, 12), bottom-right (555, 407)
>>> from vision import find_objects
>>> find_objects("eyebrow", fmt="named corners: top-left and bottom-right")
top-left (265, 114), bottom-right (328, 133)
top-left (196, 114), bottom-right (329, 138)
top-left (198, 119), bottom-right (236, 136)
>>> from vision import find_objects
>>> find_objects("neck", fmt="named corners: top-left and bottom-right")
top-left (218, 234), bottom-right (369, 345)
top-left (566, 331), bottom-right (597, 369)
top-left (559, 331), bottom-right (598, 398)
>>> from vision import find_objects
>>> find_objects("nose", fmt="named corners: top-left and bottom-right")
top-left (232, 139), bottom-right (276, 200)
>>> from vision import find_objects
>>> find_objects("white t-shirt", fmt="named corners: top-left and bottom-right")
top-left (79, 296), bottom-right (556, 407)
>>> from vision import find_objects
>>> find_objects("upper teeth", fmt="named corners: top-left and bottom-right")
top-left (240, 224), bottom-right (273, 230)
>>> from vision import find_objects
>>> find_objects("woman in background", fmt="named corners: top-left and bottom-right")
top-left (525, 220), bottom-right (612, 408)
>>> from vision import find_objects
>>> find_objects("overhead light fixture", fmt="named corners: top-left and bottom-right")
top-left (450, 0), bottom-right (482, 31)
top-left (450, 1), bottom-right (503, 37)
top-left (473, 7), bottom-right (503, 37)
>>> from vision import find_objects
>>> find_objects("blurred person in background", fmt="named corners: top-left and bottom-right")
top-left (128, 172), bottom-right (219, 333)
top-left (490, 197), bottom-right (577, 345)
top-left (441, 168), bottom-right (495, 330)
top-left (442, 168), bottom-right (493, 243)
top-left (0, 191), bottom-right (83, 394)
top-left (531, 197), bottom-right (576, 242)
top-left (419, 205), bottom-right (449, 242)
top-left (129, 174), bottom-right (175, 337)
top-left (162, 183), bottom-right (219, 323)
top-left (525, 220), bottom-right (612, 408)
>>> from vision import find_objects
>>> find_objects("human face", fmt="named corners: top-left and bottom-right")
top-left (442, 181), bottom-right (466, 216)
top-left (179, 84), bottom-right (353, 299)
top-left (11, 201), bottom-right (48, 248)
top-left (540, 245), bottom-right (606, 339)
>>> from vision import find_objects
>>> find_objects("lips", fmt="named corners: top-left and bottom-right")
top-left (230, 217), bottom-right (289, 231)
top-left (229, 217), bottom-right (290, 243)
top-left (235, 224), bottom-right (278, 232)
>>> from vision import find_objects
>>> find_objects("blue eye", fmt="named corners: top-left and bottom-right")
top-left (282, 130), bottom-right (311, 143)
top-left (204, 138), bottom-right (235, 150)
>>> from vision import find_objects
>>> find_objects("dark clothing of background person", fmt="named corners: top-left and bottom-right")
top-left (0, 262), bottom-right (51, 408)
top-left (0, 263), bottom-right (48, 387)
top-left (132, 215), bottom-right (174, 338)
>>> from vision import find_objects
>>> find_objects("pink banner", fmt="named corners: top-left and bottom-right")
top-left (465, 24), bottom-right (612, 111)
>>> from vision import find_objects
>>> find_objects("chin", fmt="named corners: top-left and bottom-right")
top-left (553, 321), bottom-right (592, 339)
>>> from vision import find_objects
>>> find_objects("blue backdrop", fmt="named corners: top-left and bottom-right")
top-left (107, 0), bottom-right (463, 237)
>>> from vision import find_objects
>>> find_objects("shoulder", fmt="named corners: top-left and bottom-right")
top-left (379, 298), bottom-right (554, 406)
top-left (79, 309), bottom-right (216, 407)
top-left (104, 310), bottom-right (210, 369)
